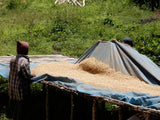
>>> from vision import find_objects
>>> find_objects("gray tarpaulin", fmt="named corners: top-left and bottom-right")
top-left (76, 41), bottom-right (160, 85)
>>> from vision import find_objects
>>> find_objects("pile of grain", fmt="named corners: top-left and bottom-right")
top-left (31, 57), bottom-right (160, 96)
top-left (78, 57), bottom-right (115, 75)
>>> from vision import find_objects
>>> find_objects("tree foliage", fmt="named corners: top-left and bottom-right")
top-left (130, 0), bottom-right (160, 11)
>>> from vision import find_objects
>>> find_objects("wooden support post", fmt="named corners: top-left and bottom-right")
top-left (101, 101), bottom-right (106, 120)
top-left (46, 85), bottom-right (49, 120)
top-left (146, 113), bottom-right (151, 120)
top-left (70, 94), bottom-right (74, 120)
top-left (118, 106), bottom-right (122, 120)
top-left (92, 100), bottom-right (96, 120)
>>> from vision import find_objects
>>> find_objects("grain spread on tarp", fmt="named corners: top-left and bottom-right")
top-left (31, 57), bottom-right (160, 96)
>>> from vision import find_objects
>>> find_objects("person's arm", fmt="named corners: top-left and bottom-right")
top-left (111, 39), bottom-right (117, 42)
top-left (31, 73), bottom-right (36, 77)
top-left (97, 40), bottom-right (102, 43)
top-left (21, 62), bottom-right (35, 80)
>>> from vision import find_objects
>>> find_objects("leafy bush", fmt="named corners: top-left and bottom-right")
top-left (5, 0), bottom-right (30, 9)
top-left (130, 0), bottom-right (160, 11)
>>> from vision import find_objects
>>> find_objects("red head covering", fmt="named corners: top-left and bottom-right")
top-left (17, 40), bottom-right (29, 55)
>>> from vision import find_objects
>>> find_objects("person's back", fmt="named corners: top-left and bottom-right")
top-left (8, 40), bottom-right (35, 120)
top-left (9, 54), bottom-right (31, 101)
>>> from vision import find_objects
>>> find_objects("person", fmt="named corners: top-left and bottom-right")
top-left (8, 40), bottom-right (36, 120)
top-left (97, 37), bottom-right (134, 48)
top-left (111, 37), bottom-right (134, 47)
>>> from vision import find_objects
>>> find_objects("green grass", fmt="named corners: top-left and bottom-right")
top-left (0, 113), bottom-right (8, 120)
top-left (0, 0), bottom-right (160, 65)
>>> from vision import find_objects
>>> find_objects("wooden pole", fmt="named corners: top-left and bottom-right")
top-left (70, 94), bottom-right (74, 120)
top-left (101, 101), bottom-right (106, 120)
top-left (146, 113), bottom-right (151, 120)
top-left (46, 85), bottom-right (49, 120)
top-left (92, 100), bottom-right (96, 120)
top-left (118, 106), bottom-right (122, 120)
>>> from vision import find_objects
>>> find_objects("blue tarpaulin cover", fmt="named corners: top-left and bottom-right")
top-left (0, 41), bottom-right (160, 110)
top-left (0, 63), bottom-right (39, 79)
top-left (31, 74), bottom-right (160, 110)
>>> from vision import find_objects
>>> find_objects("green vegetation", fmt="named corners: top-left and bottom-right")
top-left (0, 76), bottom-right (8, 120)
top-left (131, 0), bottom-right (160, 11)
top-left (0, 0), bottom-right (160, 65)
top-left (0, 0), bottom-right (160, 119)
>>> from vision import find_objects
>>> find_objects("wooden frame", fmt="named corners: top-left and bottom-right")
top-left (41, 80), bottom-right (160, 120)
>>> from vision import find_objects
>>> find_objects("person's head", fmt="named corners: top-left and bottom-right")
top-left (17, 40), bottom-right (29, 55)
top-left (122, 37), bottom-right (133, 47)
